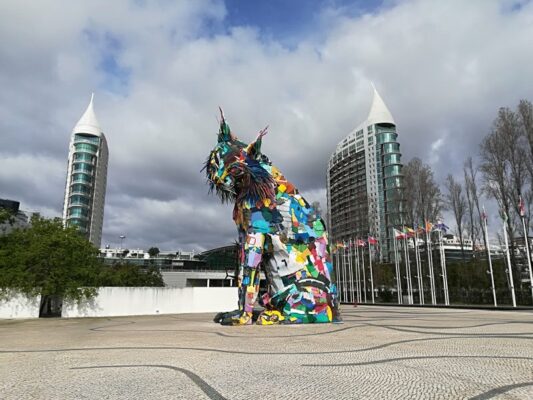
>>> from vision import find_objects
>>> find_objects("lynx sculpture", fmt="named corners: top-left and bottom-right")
top-left (204, 109), bottom-right (341, 325)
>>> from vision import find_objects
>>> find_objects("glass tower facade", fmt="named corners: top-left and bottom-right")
top-left (62, 95), bottom-right (108, 247)
top-left (327, 86), bottom-right (405, 262)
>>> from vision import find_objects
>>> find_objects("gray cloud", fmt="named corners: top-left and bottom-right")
top-left (1, 0), bottom-right (532, 250)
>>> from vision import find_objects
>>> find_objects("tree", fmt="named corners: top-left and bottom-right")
top-left (403, 158), bottom-right (442, 227)
top-left (517, 100), bottom-right (533, 233)
top-left (148, 247), bottom-right (160, 257)
top-left (464, 157), bottom-right (486, 257)
top-left (402, 158), bottom-right (442, 298)
top-left (100, 263), bottom-right (164, 287)
top-left (0, 216), bottom-right (164, 306)
top-left (480, 106), bottom-right (531, 274)
top-left (0, 208), bottom-right (13, 224)
top-left (445, 174), bottom-right (467, 261)
top-left (517, 99), bottom-right (533, 167)
top-left (0, 215), bottom-right (103, 303)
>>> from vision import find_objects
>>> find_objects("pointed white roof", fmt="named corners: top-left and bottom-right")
top-left (367, 82), bottom-right (394, 125)
top-left (72, 93), bottom-right (103, 137)
top-left (331, 83), bottom-right (395, 157)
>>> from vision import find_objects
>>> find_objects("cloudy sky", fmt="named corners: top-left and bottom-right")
top-left (1, 0), bottom-right (533, 251)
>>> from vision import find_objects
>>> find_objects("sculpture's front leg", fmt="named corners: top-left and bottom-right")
top-left (220, 232), bottom-right (264, 326)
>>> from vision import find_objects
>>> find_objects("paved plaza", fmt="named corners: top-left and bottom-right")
top-left (0, 305), bottom-right (532, 399)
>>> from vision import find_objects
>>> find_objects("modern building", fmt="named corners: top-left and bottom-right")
top-left (62, 94), bottom-right (109, 247)
top-left (0, 198), bottom-right (30, 236)
top-left (327, 84), bottom-right (405, 262)
top-left (99, 245), bottom-right (240, 288)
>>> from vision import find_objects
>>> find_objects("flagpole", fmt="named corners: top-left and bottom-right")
top-left (354, 238), bottom-right (363, 303)
top-left (521, 215), bottom-right (533, 303)
top-left (354, 239), bottom-right (359, 304)
top-left (393, 230), bottom-right (402, 304)
top-left (404, 236), bottom-right (413, 304)
top-left (343, 241), bottom-right (349, 303)
top-left (354, 238), bottom-right (361, 303)
top-left (338, 242), bottom-right (344, 301)
top-left (361, 242), bottom-right (367, 303)
top-left (337, 244), bottom-right (342, 302)
top-left (426, 224), bottom-right (436, 305)
top-left (348, 239), bottom-right (355, 304)
top-left (482, 207), bottom-right (497, 307)
top-left (337, 245), bottom-right (343, 302)
top-left (438, 228), bottom-right (450, 305)
top-left (414, 229), bottom-right (424, 305)
top-left (333, 244), bottom-right (337, 288)
top-left (369, 239), bottom-right (375, 304)
top-left (502, 214), bottom-right (516, 308)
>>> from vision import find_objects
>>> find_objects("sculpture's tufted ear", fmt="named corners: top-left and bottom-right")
top-left (217, 107), bottom-right (237, 143)
top-left (246, 125), bottom-right (268, 159)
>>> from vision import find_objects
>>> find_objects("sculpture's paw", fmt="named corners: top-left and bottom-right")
top-left (256, 310), bottom-right (285, 325)
top-left (213, 309), bottom-right (241, 323)
top-left (220, 312), bottom-right (253, 326)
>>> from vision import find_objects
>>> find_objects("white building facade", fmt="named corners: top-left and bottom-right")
top-left (62, 94), bottom-right (109, 247)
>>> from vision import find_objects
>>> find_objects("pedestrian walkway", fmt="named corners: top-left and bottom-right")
top-left (0, 306), bottom-right (532, 399)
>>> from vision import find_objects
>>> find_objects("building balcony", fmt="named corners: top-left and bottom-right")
top-left (67, 213), bottom-right (89, 220)
top-left (70, 190), bottom-right (91, 197)
top-left (69, 200), bottom-right (90, 207)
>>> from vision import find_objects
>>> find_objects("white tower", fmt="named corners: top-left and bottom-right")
top-left (62, 94), bottom-right (109, 247)
top-left (327, 84), bottom-right (404, 261)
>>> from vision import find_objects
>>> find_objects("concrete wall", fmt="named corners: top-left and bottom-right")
top-left (0, 293), bottom-right (41, 319)
top-left (62, 287), bottom-right (238, 318)
top-left (161, 271), bottom-right (230, 288)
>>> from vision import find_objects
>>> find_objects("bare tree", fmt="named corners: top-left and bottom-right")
top-left (517, 99), bottom-right (533, 161)
top-left (403, 158), bottom-right (442, 227)
top-left (464, 157), bottom-right (484, 255)
top-left (445, 174), bottom-right (467, 261)
top-left (480, 105), bottom-right (529, 278)
top-left (517, 100), bottom-right (533, 233)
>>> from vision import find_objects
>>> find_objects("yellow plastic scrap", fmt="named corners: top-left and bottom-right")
top-left (257, 310), bottom-right (285, 325)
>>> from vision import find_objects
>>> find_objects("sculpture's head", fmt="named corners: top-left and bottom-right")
top-left (204, 108), bottom-right (275, 204)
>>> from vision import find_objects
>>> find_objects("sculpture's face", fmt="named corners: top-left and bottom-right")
top-left (206, 141), bottom-right (246, 201)
top-left (204, 111), bottom-right (275, 204)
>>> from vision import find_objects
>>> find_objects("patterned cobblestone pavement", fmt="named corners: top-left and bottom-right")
top-left (1, 306), bottom-right (532, 399)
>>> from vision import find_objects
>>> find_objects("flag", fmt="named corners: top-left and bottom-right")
top-left (357, 239), bottom-right (366, 247)
top-left (519, 196), bottom-right (526, 217)
top-left (394, 228), bottom-right (406, 240)
top-left (434, 220), bottom-right (449, 232)
top-left (481, 206), bottom-right (488, 223)
top-left (404, 226), bottom-right (415, 237)
top-left (501, 210), bottom-right (508, 223)
top-left (368, 236), bottom-right (378, 245)
top-left (425, 220), bottom-right (433, 233)
top-left (336, 242), bottom-right (345, 248)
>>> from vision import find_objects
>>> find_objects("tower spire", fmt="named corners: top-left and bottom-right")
top-left (73, 93), bottom-right (103, 136)
top-left (367, 83), bottom-right (395, 125)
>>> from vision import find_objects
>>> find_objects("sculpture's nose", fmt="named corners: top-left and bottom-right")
top-left (216, 170), bottom-right (228, 184)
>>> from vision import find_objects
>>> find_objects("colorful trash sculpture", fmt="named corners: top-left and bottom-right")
top-left (205, 109), bottom-right (342, 325)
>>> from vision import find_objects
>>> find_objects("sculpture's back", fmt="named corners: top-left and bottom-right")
top-left (205, 109), bottom-right (341, 325)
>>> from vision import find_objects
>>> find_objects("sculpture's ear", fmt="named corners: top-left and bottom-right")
top-left (217, 107), bottom-right (238, 143)
top-left (246, 125), bottom-right (268, 159)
